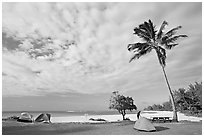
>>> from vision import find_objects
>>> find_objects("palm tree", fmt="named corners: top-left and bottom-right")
top-left (127, 19), bottom-right (187, 122)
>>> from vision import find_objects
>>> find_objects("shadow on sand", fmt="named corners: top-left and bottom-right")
top-left (155, 126), bottom-right (169, 132)
top-left (135, 126), bottom-right (170, 132)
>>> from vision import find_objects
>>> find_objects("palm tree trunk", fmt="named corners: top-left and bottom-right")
top-left (161, 65), bottom-right (178, 122)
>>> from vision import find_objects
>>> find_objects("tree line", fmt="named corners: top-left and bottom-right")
top-left (144, 82), bottom-right (202, 117)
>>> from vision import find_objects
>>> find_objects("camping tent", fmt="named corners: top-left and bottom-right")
top-left (35, 113), bottom-right (51, 123)
top-left (17, 112), bottom-right (33, 123)
top-left (134, 117), bottom-right (156, 132)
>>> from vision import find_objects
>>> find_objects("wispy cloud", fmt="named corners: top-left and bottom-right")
top-left (2, 2), bottom-right (202, 107)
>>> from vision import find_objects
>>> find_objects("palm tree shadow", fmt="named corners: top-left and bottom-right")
top-left (155, 126), bottom-right (170, 132)
top-left (155, 126), bottom-right (169, 132)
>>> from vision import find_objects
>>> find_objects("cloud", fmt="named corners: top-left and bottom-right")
top-left (2, 2), bottom-right (202, 108)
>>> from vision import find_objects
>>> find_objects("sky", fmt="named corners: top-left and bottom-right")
top-left (2, 2), bottom-right (202, 111)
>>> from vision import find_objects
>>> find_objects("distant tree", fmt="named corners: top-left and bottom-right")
top-left (173, 88), bottom-right (189, 111)
top-left (162, 99), bottom-right (172, 111)
top-left (144, 82), bottom-right (202, 117)
top-left (144, 101), bottom-right (172, 111)
top-left (109, 91), bottom-right (137, 120)
top-left (173, 82), bottom-right (202, 116)
top-left (152, 104), bottom-right (163, 110)
top-left (127, 19), bottom-right (187, 122)
top-left (188, 82), bottom-right (202, 112)
top-left (144, 103), bottom-right (171, 111)
top-left (146, 106), bottom-right (153, 110)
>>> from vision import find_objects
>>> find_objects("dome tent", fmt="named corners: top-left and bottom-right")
top-left (17, 112), bottom-right (33, 123)
top-left (134, 117), bottom-right (156, 132)
top-left (35, 113), bottom-right (51, 123)
top-left (134, 111), bottom-right (156, 132)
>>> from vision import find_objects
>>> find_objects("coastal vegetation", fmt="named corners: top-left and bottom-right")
top-left (144, 82), bottom-right (202, 117)
top-left (127, 19), bottom-right (187, 122)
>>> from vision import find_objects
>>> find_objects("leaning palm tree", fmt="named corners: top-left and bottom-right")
top-left (127, 19), bottom-right (187, 122)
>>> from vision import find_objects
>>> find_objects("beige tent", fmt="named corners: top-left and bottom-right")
top-left (134, 117), bottom-right (156, 132)
top-left (35, 113), bottom-right (51, 123)
top-left (17, 112), bottom-right (33, 123)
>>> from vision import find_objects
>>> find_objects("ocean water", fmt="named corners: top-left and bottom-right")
top-left (2, 111), bottom-right (80, 118)
top-left (2, 110), bottom-right (138, 119)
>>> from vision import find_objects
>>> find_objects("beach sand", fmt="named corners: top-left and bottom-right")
top-left (2, 120), bottom-right (202, 135)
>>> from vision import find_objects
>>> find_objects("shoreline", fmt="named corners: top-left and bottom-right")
top-left (3, 111), bottom-right (202, 123)
top-left (49, 111), bottom-right (203, 123)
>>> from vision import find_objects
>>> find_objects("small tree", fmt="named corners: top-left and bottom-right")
top-left (109, 91), bottom-right (137, 120)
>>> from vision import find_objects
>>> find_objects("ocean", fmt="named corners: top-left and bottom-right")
top-left (2, 110), bottom-right (138, 119)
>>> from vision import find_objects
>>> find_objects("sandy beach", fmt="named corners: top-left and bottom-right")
top-left (50, 111), bottom-right (202, 123)
top-left (2, 120), bottom-right (202, 135)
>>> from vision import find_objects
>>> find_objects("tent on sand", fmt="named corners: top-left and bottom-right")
top-left (134, 111), bottom-right (156, 132)
top-left (17, 112), bottom-right (33, 123)
top-left (35, 113), bottom-right (51, 123)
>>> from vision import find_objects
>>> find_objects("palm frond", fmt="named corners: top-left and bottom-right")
top-left (133, 27), bottom-right (151, 42)
top-left (137, 20), bottom-right (156, 40)
top-left (148, 19), bottom-right (156, 40)
top-left (165, 43), bottom-right (179, 49)
top-left (157, 21), bottom-right (168, 40)
top-left (155, 46), bottom-right (166, 67)
top-left (158, 46), bottom-right (166, 58)
top-left (139, 21), bottom-right (151, 35)
top-left (129, 46), bottom-right (152, 62)
top-left (165, 26), bottom-right (182, 38)
top-left (127, 42), bottom-right (150, 52)
top-left (129, 53), bottom-right (140, 63)
top-left (161, 35), bottom-right (188, 45)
